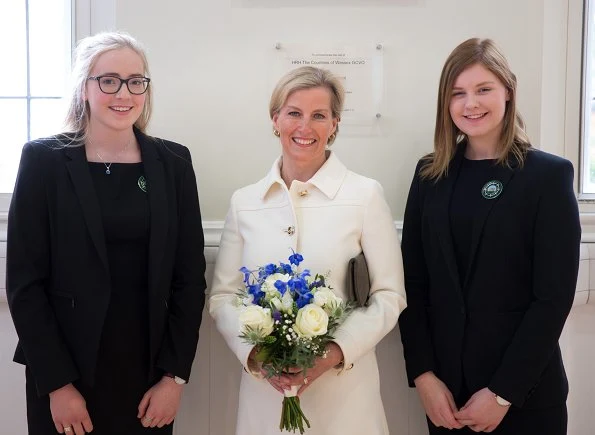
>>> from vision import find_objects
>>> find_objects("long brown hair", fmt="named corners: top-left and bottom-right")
top-left (421, 38), bottom-right (531, 180)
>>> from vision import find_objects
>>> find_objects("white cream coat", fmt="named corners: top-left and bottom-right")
top-left (209, 152), bottom-right (407, 435)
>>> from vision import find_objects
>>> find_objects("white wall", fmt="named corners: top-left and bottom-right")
top-left (106, 0), bottom-right (552, 220)
top-left (1, 240), bottom-right (595, 435)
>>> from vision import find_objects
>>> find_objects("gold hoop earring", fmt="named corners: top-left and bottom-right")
top-left (273, 129), bottom-right (280, 137)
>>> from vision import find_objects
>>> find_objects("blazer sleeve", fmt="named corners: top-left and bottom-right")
top-left (331, 180), bottom-right (407, 371)
top-left (208, 192), bottom-right (259, 374)
top-left (156, 147), bottom-right (207, 381)
top-left (398, 162), bottom-right (438, 386)
top-left (6, 143), bottom-right (79, 396)
top-left (488, 158), bottom-right (581, 407)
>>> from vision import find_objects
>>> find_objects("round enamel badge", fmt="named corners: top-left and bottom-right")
top-left (481, 180), bottom-right (503, 199)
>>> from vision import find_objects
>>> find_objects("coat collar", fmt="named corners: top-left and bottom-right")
top-left (259, 151), bottom-right (348, 200)
top-left (65, 143), bottom-right (110, 274)
top-left (135, 130), bottom-right (168, 301)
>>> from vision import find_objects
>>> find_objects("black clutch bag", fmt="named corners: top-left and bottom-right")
top-left (347, 252), bottom-right (370, 307)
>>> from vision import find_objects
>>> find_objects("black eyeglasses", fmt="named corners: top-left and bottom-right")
top-left (87, 76), bottom-right (151, 95)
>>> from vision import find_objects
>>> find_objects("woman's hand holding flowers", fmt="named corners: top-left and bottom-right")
top-left (260, 341), bottom-right (343, 395)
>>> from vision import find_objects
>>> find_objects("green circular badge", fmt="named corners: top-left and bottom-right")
top-left (481, 180), bottom-right (503, 199)
top-left (138, 175), bottom-right (147, 193)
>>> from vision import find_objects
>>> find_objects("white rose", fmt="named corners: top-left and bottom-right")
top-left (313, 287), bottom-right (339, 307)
top-left (262, 273), bottom-right (290, 300)
top-left (239, 305), bottom-right (274, 336)
top-left (294, 304), bottom-right (329, 338)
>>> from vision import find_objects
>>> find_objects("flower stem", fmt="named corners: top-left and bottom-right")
top-left (280, 396), bottom-right (311, 434)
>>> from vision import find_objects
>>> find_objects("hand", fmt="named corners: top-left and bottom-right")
top-left (296, 342), bottom-right (343, 395)
top-left (262, 342), bottom-right (344, 396)
top-left (454, 388), bottom-right (509, 432)
top-left (414, 372), bottom-right (464, 430)
top-left (137, 376), bottom-right (184, 428)
top-left (262, 366), bottom-right (301, 394)
top-left (49, 383), bottom-right (93, 434)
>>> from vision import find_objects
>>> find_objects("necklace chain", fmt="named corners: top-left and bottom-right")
top-left (94, 139), bottom-right (133, 175)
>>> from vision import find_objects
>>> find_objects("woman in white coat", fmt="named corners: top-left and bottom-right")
top-left (209, 66), bottom-right (407, 435)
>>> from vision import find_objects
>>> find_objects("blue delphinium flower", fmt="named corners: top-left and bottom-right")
top-left (279, 262), bottom-right (292, 275)
top-left (296, 292), bottom-right (313, 308)
top-left (274, 280), bottom-right (288, 295)
top-left (289, 252), bottom-right (303, 266)
top-left (299, 269), bottom-right (311, 280)
top-left (248, 284), bottom-right (264, 305)
top-left (239, 266), bottom-right (251, 284)
top-left (259, 263), bottom-right (277, 279)
top-left (288, 277), bottom-right (308, 294)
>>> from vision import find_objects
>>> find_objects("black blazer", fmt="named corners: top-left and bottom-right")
top-left (6, 129), bottom-right (207, 397)
top-left (399, 144), bottom-right (580, 409)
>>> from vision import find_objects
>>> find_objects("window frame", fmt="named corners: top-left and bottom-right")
top-left (0, 0), bottom-right (115, 220)
top-left (579, 0), bottom-right (595, 199)
top-left (544, 0), bottom-right (595, 210)
top-left (573, 0), bottom-right (595, 206)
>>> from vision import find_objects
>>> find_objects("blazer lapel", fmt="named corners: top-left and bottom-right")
top-left (433, 145), bottom-right (465, 302)
top-left (463, 159), bottom-right (517, 289)
top-left (65, 145), bottom-right (110, 274)
top-left (139, 133), bottom-right (168, 299)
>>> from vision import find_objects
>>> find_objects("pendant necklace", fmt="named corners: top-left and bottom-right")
top-left (94, 139), bottom-right (133, 175)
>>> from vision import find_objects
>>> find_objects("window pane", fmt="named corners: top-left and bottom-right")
top-left (0, 100), bottom-right (28, 193)
top-left (29, 0), bottom-right (71, 97)
top-left (586, 101), bottom-right (595, 192)
top-left (583, 4), bottom-right (595, 193)
top-left (0, 1), bottom-right (27, 96)
top-left (30, 98), bottom-right (67, 139)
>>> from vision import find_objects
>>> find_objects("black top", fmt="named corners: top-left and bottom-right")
top-left (89, 162), bottom-right (150, 378)
top-left (450, 157), bottom-right (498, 290)
top-left (84, 163), bottom-right (169, 433)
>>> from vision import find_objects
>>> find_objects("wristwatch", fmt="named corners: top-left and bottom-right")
top-left (494, 395), bottom-right (511, 407)
top-left (164, 372), bottom-right (186, 385)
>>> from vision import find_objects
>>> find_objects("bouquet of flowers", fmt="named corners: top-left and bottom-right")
top-left (237, 252), bottom-right (351, 434)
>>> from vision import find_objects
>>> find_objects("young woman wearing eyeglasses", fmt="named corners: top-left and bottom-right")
top-left (6, 31), bottom-right (207, 435)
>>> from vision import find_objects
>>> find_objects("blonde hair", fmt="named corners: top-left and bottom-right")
top-left (269, 66), bottom-right (344, 145)
top-left (63, 31), bottom-right (152, 144)
top-left (422, 38), bottom-right (531, 179)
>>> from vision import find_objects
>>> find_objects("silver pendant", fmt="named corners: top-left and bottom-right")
top-left (105, 168), bottom-right (111, 175)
